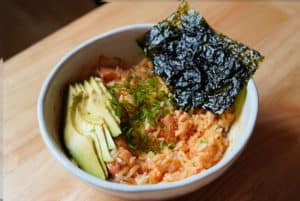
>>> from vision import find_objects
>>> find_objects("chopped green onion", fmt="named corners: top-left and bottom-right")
top-left (111, 75), bottom-right (174, 153)
top-left (159, 140), bottom-right (165, 149)
top-left (162, 109), bottom-right (170, 115)
top-left (199, 139), bottom-right (208, 144)
top-left (168, 143), bottom-right (176, 149)
top-left (128, 143), bottom-right (137, 150)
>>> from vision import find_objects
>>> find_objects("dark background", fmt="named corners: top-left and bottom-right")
top-left (1, 0), bottom-right (106, 60)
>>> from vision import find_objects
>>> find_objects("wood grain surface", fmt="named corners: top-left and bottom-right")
top-left (3, 1), bottom-right (300, 201)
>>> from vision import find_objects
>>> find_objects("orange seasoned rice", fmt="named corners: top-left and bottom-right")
top-left (95, 57), bottom-right (235, 184)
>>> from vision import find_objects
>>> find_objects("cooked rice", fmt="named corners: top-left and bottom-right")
top-left (96, 57), bottom-right (235, 184)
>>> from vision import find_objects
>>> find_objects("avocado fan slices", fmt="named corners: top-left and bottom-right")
top-left (64, 77), bottom-right (121, 179)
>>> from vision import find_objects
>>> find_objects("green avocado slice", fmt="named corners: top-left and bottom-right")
top-left (74, 104), bottom-right (116, 153)
top-left (89, 77), bottom-right (120, 124)
top-left (73, 105), bottom-right (109, 177)
top-left (103, 123), bottom-right (117, 151)
top-left (78, 95), bottom-right (121, 137)
top-left (73, 102), bottom-right (114, 165)
top-left (64, 86), bottom-right (106, 179)
top-left (64, 78), bottom-right (122, 178)
top-left (95, 125), bottom-right (113, 162)
top-left (81, 81), bottom-right (121, 137)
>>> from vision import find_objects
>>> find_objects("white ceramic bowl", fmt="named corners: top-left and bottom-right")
top-left (37, 24), bottom-right (258, 200)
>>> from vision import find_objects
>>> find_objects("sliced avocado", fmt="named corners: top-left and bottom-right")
top-left (103, 123), bottom-right (116, 150)
top-left (85, 126), bottom-right (109, 177)
top-left (74, 103), bottom-right (115, 160)
top-left (73, 106), bottom-right (94, 134)
top-left (64, 125), bottom-right (106, 178)
top-left (93, 77), bottom-right (114, 99)
top-left (89, 77), bottom-right (120, 124)
top-left (95, 125), bottom-right (113, 162)
top-left (78, 97), bottom-right (121, 137)
top-left (82, 81), bottom-right (122, 137)
top-left (64, 86), bottom-right (106, 179)
top-left (64, 78), bottom-right (122, 178)
top-left (73, 96), bottom-right (109, 176)
top-left (74, 83), bottom-right (84, 95)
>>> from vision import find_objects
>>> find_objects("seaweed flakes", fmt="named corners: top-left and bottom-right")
top-left (139, 0), bottom-right (264, 114)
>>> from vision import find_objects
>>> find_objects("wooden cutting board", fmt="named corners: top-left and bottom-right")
top-left (3, 1), bottom-right (300, 201)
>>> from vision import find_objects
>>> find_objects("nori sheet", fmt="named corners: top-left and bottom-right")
top-left (139, 0), bottom-right (264, 114)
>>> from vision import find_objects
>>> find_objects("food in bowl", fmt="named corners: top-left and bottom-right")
top-left (63, 0), bottom-right (263, 185)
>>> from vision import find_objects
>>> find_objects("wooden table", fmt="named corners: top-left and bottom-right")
top-left (3, 1), bottom-right (300, 200)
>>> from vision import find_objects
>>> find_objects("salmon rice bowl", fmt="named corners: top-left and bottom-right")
top-left (62, 0), bottom-right (263, 185)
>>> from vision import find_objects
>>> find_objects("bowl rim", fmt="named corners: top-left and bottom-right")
top-left (37, 23), bottom-right (258, 192)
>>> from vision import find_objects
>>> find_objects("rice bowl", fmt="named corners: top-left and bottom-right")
top-left (37, 24), bottom-right (258, 200)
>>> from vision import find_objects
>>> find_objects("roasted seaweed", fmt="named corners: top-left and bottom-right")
top-left (139, 0), bottom-right (264, 114)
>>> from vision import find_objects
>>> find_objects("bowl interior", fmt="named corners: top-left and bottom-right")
top-left (40, 25), bottom-right (147, 149)
top-left (38, 24), bottom-right (258, 192)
